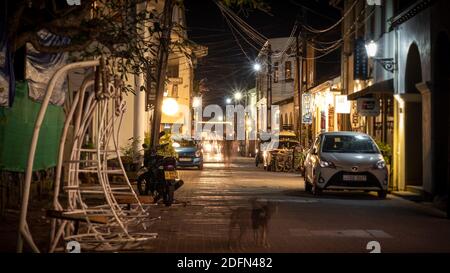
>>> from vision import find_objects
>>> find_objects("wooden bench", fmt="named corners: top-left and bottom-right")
top-left (46, 209), bottom-right (109, 234)
top-left (115, 195), bottom-right (154, 209)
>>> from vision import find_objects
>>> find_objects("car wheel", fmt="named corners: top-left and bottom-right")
top-left (377, 190), bottom-right (387, 199)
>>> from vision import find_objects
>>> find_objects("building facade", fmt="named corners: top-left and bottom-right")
top-left (255, 37), bottom-right (297, 135)
top-left (333, 0), bottom-right (449, 207)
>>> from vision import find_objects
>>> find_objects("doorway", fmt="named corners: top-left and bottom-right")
top-left (404, 43), bottom-right (423, 187)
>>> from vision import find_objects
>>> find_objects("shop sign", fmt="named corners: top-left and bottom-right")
top-left (354, 37), bottom-right (368, 80)
top-left (302, 93), bottom-right (312, 124)
top-left (351, 102), bottom-right (360, 130)
top-left (320, 111), bottom-right (326, 132)
top-left (357, 98), bottom-right (380, 116)
top-left (335, 95), bottom-right (351, 114)
top-left (328, 106), bottom-right (335, 131)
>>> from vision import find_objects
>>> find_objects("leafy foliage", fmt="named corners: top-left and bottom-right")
top-left (375, 140), bottom-right (392, 165)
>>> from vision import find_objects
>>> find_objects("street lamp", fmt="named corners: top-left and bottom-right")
top-left (234, 92), bottom-right (242, 102)
top-left (253, 63), bottom-right (261, 72)
top-left (365, 40), bottom-right (396, 73)
top-left (365, 40), bottom-right (378, 58)
top-left (162, 98), bottom-right (179, 116)
top-left (225, 98), bottom-right (232, 104)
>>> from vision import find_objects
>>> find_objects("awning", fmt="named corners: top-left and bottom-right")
top-left (347, 79), bottom-right (394, 100)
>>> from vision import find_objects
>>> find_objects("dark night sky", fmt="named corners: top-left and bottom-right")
top-left (184, 0), bottom-right (342, 106)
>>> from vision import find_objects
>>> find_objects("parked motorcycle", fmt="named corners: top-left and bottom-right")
top-left (136, 144), bottom-right (184, 206)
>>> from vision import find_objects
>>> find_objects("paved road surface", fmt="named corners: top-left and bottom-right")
top-left (139, 157), bottom-right (450, 253)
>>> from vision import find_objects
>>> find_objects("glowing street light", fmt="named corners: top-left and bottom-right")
top-left (162, 98), bottom-right (179, 116)
top-left (365, 40), bottom-right (378, 58)
top-left (365, 40), bottom-right (396, 73)
top-left (234, 92), bottom-right (242, 101)
top-left (226, 98), bottom-right (232, 104)
top-left (253, 63), bottom-right (261, 71)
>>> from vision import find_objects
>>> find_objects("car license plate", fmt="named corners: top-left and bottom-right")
top-left (179, 157), bottom-right (191, 162)
top-left (164, 171), bottom-right (178, 180)
top-left (343, 174), bottom-right (367, 181)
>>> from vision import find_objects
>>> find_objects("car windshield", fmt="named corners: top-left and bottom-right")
top-left (178, 140), bottom-right (196, 147)
top-left (321, 135), bottom-right (379, 154)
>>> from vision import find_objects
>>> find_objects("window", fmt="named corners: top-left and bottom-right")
top-left (167, 64), bottom-right (179, 78)
top-left (285, 61), bottom-right (292, 80)
top-left (171, 84), bottom-right (178, 97)
top-left (273, 62), bottom-right (279, 83)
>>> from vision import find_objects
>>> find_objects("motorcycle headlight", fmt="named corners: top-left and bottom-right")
top-left (375, 160), bottom-right (386, 169)
top-left (195, 150), bottom-right (202, 157)
top-left (319, 159), bottom-right (335, 168)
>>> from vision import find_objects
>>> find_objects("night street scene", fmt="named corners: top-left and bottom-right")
top-left (1, 0), bottom-right (450, 260)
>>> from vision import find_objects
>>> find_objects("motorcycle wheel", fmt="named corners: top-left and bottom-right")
top-left (164, 183), bottom-right (175, 206)
top-left (137, 174), bottom-right (150, 195)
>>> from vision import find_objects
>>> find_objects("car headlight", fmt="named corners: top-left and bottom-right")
top-left (319, 159), bottom-right (335, 168)
top-left (172, 142), bottom-right (180, 148)
top-left (375, 160), bottom-right (386, 169)
top-left (195, 150), bottom-right (202, 157)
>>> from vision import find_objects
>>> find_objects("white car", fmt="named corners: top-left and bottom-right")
top-left (303, 132), bottom-right (388, 198)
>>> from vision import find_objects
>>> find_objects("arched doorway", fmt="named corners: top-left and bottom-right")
top-left (433, 32), bottom-right (450, 201)
top-left (404, 43), bottom-right (423, 188)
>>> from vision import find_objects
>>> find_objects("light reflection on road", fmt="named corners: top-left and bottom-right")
top-left (204, 152), bottom-right (223, 162)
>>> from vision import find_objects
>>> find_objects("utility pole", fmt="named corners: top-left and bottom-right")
top-left (267, 43), bottom-right (272, 132)
top-left (295, 31), bottom-right (302, 140)
top-left (151, 0), bottom-right (175, 149)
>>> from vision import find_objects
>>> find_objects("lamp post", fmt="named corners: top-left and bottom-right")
top-left (365, 40), bottom-right (396, 73)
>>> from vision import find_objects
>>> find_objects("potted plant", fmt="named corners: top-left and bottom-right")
top-left (120, 138), bottom-right (141, 172)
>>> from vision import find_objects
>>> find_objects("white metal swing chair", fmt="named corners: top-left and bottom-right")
top-left (17, 59), bottom-right (158, 253)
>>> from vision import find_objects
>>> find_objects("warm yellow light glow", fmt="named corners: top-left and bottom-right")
top-left (234, 92), bottom-right (242, 101)
top-left (193, 97), bottom-right (202, 108)
top-left (172, 142), bottom-right (180, 148)
top-left (162, 98), bottom-right (179, 116)
top-left (204, 143), bottom-right (213, 152)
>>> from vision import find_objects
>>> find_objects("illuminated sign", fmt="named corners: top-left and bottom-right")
top-left (366, 0), bottom-right (381, 5)
top-left (66, 0), bottom-right (81, 5)
top-left (335, 95), bottom-right (351, 114)
top-left (357, 98), bottom-right (380, 116)
top-left (302, 93), bottom-right (312, 124)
